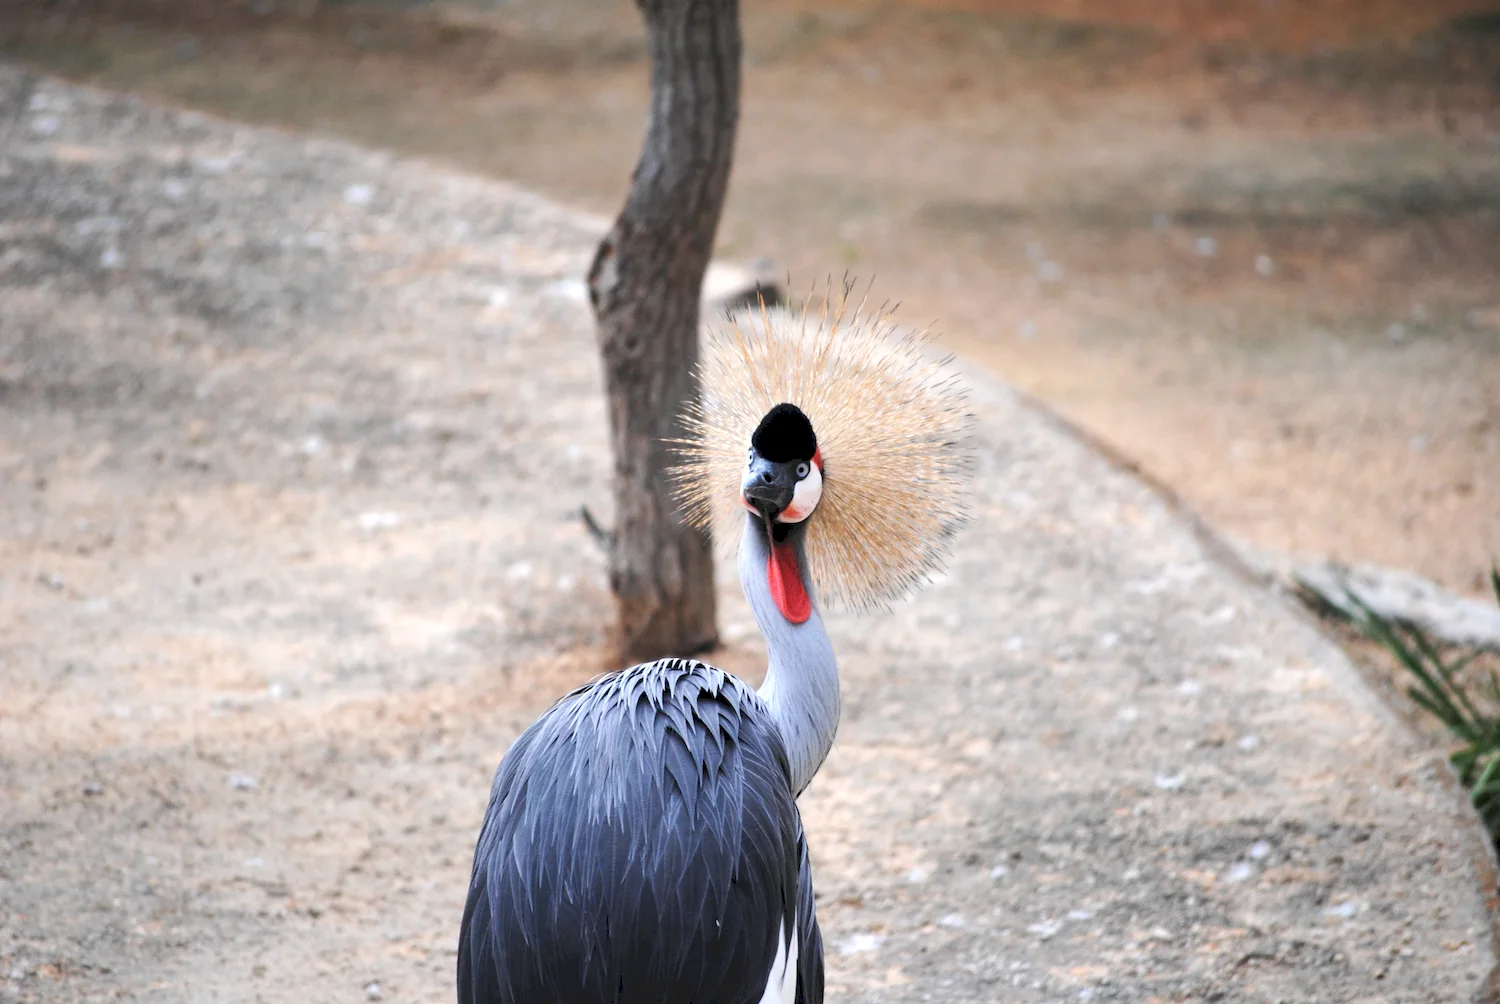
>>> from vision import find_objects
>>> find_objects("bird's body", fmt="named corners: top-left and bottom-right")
top-left (460, 518), bottom-right (833, 1004)
top-left (458, 659), bottom-right (821, 1004)
top-left (458, 292), bottom-right (970, 1004)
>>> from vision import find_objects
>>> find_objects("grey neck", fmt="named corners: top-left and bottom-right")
top-left (739, 515), bottom-right (840, 795)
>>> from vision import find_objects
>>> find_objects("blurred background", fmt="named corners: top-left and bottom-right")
top-left (5, 0), bottom-right (1498, 595)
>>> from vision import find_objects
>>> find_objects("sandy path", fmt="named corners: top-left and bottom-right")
top-left (2, 69), bottom-right (1496, 1003)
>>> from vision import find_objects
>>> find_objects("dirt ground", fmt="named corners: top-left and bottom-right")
top-left (4, 68), bottom-right (1497, 1003)
top-left (3, 0), bottom-right (1498, 597)
top-left (4, 4), bottom-right (1500, 1003)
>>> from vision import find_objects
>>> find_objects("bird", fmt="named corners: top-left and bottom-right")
top-left (457, 286), bottom-right (972, 1004)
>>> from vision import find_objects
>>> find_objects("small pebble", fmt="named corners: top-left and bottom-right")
top-left (229, 773), bottom-right (259, 791)
top-left (356, 511), bottom-right (402, 532)
top-left (1153, 773), bottom-right (1185, 791)
top-left (937, 913), bottom-right (965, 928)
top-left (1387, 322), bottom-right (1407, 342)
top-left (82, 782), bottom-right (103, 796)
top-left (364, 981), bottom-right (383, 1000)
top-left (544, 278), bottom-right (588, 303)
top-left (1067, 909), bottom-right (1092, 921)
top-left (905, 868), bottom-right (926, 884)
top-left (1194, 236), bottom-right (1218, 257)
top-left (835, 933), bottom-right (884, 955)
top-left (344, 184), bottom-right (375, 206)
top-left (989, 864), bottom-right (1009, 879)
top-left (1254, 254), bottom-right (1275, 276)
top-left (1027, 920), bottom-right (1062, 940)
top-left (1224, 861), bottom-right (1255, 883)
top-left (506, 561), bottom-right (534, 582)
top-left (1237, 734), bottom-right (1260, 751)
top-left (1249, 840), bottom-right (1271, 860)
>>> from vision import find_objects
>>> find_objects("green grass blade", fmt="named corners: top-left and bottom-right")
top-left (1408, 627), bottom-right (1487, 725)
top-left (1356, 601), bottom-right (1475, 737)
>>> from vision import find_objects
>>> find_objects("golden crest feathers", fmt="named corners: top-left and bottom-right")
top-left (672, 282), bottom-right (975, 611)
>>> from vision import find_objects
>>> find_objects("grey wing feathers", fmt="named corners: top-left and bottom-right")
top-left (458, 659), bottom-right (822, 1004)
top-left (795, 833), bottom-right (824, 1004)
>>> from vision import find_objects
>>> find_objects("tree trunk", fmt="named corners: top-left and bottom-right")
top-left (587, 0), bottom-right (740, 661)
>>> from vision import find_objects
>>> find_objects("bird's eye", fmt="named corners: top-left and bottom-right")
top-left (795, 462), bottom-right (810, 479)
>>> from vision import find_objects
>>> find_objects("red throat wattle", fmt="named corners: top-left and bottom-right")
top-left (767, 539), bottom-right (812, 624)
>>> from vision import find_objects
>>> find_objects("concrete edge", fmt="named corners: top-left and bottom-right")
top-left (951, 360), bottom-right (1500, 998)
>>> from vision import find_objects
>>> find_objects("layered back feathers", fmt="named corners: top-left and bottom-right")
top-left (674, 284), bottom-right (974, 610)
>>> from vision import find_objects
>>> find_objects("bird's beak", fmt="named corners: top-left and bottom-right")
top-left (742, 457), bottom-right (795, 522)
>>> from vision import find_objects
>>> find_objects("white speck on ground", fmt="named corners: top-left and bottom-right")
top-left (1027, 920), bottom-right (1063, 940)
top-left (836, 933), bottom-right (885, 955)
top-left (544, 278), bottom-right (589, 302)
top-left (355, 511), bottom-right (402, 531)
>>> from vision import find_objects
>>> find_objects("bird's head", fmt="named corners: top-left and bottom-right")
top-left (672, 283), bottom-right (974, 614)
top-left (740, 403), bottom-right (822, 527)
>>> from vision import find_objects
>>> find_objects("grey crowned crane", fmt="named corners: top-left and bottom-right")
top-left (458, 290), bottom-right (972, 1004)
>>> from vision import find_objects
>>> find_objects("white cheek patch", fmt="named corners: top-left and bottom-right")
top-left (776, 463), bottom-right (823, 523)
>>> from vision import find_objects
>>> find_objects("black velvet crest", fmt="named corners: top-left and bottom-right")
top-left (750, 403), bottom-right (817, 463)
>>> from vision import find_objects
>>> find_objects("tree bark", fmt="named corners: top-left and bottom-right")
top-left (587, 0), bottom-right (740, 661)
